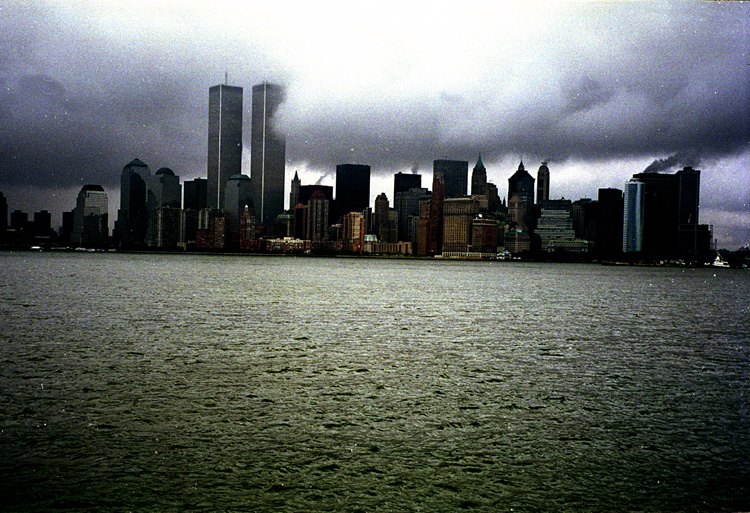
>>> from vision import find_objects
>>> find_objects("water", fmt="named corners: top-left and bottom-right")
top-left (1, 252), bottom-right (748, 512)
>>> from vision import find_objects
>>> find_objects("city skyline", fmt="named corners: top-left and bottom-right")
top-left (1, 2), bottom-right (748, 249)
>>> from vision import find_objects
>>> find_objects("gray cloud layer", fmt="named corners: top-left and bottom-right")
top-left (0, 1), bottom-right (748, 246)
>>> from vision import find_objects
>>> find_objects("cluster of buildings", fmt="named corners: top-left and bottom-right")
top-left (0, 80), bottom-right (715, 263)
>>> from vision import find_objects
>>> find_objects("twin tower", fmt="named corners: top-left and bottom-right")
top-left (207, 82), bottom-right (285, 225)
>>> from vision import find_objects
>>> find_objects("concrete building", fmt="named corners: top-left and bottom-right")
top-left (335, 164), bottom-right (370, 219)
top-left (251, 82), bottom-right (285, 225)
top-left (207, 84), bottom-right (243, 210)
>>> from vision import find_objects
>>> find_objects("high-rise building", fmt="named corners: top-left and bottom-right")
top-left (290, 171), bottom-right (301, 209)
top-left (508, 161), bottom-right (535, 208)
top-left (373, 193), bottom-right (397, 244)
top-left (442, 197), bottom-right (480, 256)
top-left (207, 84), bottom-right (243, 211)
top-left (307, 190), bottom-right (330, 242)
top-left (147, 168), bottom-right (181, 210)
top-left (184, 178), bottom-right (207, 211)
top-left (395, 186), bottom-right (430, 243)
top-left (536, 199), bottom-right (576, 252)
top-left (434, 160), bottom-right (468, 198)
top-left (623, 179), bottom-right (645, 253)
top-left (631, 171), bottom-right (678, 257)
top-left (471, 155), bottom-right (487, 196)
top-left (72, 184), bottom-right (109, 248)
top-left (676, 166), bottom-right (701, 257)
top-left (596, 188), bottom-right (623, 259)
top-left (537, 162), bottom-right (550, 204)
top-left (117, 158), bottom-right (150, 249)
top-left (0, 191), bottom-right (7, 244)
top-left (335, 164), bottom-right (371, 218)
top-left (394, 172), bottom-right (422, 197)
top-left (251, 82), bottom-right (286, 225)
top-left (299, 185), bottom-right (334, 207)
top-left (224, 174), bottom-right (254, 244)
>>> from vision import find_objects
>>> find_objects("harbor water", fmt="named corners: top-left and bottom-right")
top-left (1, 252), bottom-right (748, 512)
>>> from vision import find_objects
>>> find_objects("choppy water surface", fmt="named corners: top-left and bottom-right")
top-left (1, 252), bottom-right (748, 512)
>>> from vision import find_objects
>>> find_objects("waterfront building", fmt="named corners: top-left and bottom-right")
top-left (147, 206), bottom-right (181, 249)
top-left (224, 174), bottom-right (254, 245)
top-left (207, 84), bottom-right (243, 210)
top-left (471, 217), bottom-right (499, 255)
top-left (434, 159), bottom-right (468, 198)
top-left (623, 179), bottom-right (645, 253)
top-left (374, 193), bottom-right (397, 243)
top-left (307, 190), bottom-right (329, 242)
top-left (72, 184), bottom-right (108, 248)
top-left (425, 173), bottom-right (446, 256)
top-left (251, 82), bottom-right (286, 225)
top-left (343, 211), bottom-right (366, 253)
top-left (442, 197), bottom-right (480, 256)
top-left (676, 167), bottom-right (701, 258)
top-left (395, 186), bottom-right (430, 243)
top-left (537, 162), bottom-right (550, 204)
top-left (631, 171), bottom-right (678, 257)
top-left (335, 164), bottom-right (370, 219)
top-left (504, 230), bottom-right (530, 254)
top-left (117, 158), bottom-right (150, 249)
top-left (147, 168), bottom-right (181, 210)
top-left (596, 188), bottom-right (624, 259)
top-left (535, 199), bottom-right (576, 252)
top-left (471, 155), bottom-right (487, 196)
top-left (299, 184), bottom-right (334, 206)
top-left (0, 191), bottom-right (6, 244)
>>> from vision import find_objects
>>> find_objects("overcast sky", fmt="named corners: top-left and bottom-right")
top-left (1, 0), bottom-right (748, 248)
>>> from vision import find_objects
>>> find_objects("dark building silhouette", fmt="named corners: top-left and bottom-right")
top-left (537, 162), bottom-right (550, 204)
top-left (290, 171), bottom-right (301, 209)
top-left (434, 159), bottom-right (468, 198)
top-left (0, 191), bottom-right (7, 244)
top-left (33, 210), bottom-right (52, 242)
top-left (395, 186), bottom-right (430, 244)
top-left (9, 210), bottom-right (30, 246)
top-left (394, 172), bottom-right (422, 197)
top-left (426, 173), bottom-right (446, 256)
top-left (632, 171), bottom-right (679, 258)
top-left (508, 161), bottom-right (535, 231)
top-left (251, 82), bottom-right (286, 225)
top-left (117, 158), bottom-right (150, 249)
top-left (335, 164), bottom-right (370, 218)
top-left (508, 161), bottom-right (535, 208)
top-left (471, 155), bottom-right (487, 196)
top-left (596, 188), bottom-right (623, 259)
top-left (73, 184), bottom-right (108, 248)
top-left (184, 178), bottom-right (207, 211)
top-left (299, 185), bottom-right (334, 206)
top-left (207, 84), bottom-right (243, 210)
top-left (676, 167), bottom-right (701, 257)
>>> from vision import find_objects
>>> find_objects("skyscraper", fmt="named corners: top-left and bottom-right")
top-left (434, 160), bottom-right (468, 198)
top-left (394, 171), bottom-right (421, 197)
top-left (72, 184), bottom-right (108, 248)
top-left (290, 171), bottom-right (301, 209)
top-left (207, 84), bottom-right (243, 211)
top-left (117, 158), bottom-right (150, 249)
top-left (623, 179), bottom-right (645, 253)
top-left (537, 162), bottom-right (550, 204)
top-left (251, 82), bottom-right (286, 225)
top-left (335, 164), bottom-right (371, 218)
top-left (508, 161), bottom-right (535, 208)
top-left (471, 155), bottom-right (487, 196)
top-left (597, 188), bottom-right (623, 259)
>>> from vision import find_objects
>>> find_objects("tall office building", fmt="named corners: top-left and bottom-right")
top-left (537, 162), bottom-right (550, 204)
top-left (597, 188), bottom-right (623, 259)
top-left (290, 171), bottom-right (301, 209)
top-left (395, 186), bottom-right (430, 243)
top-left (207, 83), bottom-right (243, 211)
top-left (434, 160), bottom-right (468, 198)
top-left (394, 172), bottom-right (421, 197)
top-left (632, 171), bottom-right (678, 257)
top-left (471, 155), bottom-right (487, 196)
top-left (508, 161), bottom-right (535, 208)
top-left (251, 82), bottom-right (286, 225)
top-left (224, 174), bottom-right (254, 244)
top-left (335, 164), bottom-right (371, 218)
top-left (72, 184), bottom-right (109, 248)
top-left (184, 178), bottom-right (208, 211)
top-left (676, 166), bottom-right (701, 257)
top-left (117, 158), bottom-right (150, 249)
top-left (623, 179), bottom-right (645, 253)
